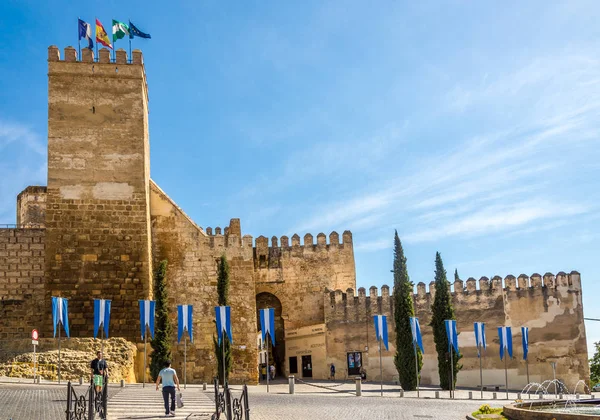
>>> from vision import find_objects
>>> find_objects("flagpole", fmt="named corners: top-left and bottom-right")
top-left (184, 335), bottom-right (187, 390)
top-left (101, 326), bottom-right (105, 357)
top-left (78, 17), bottom-right (81, 60)
top-left (95, 17), bottom-right (98, 61)
top-left (143, 331), bottom-right (147, 388)
top-left (478, 343), bottom-right (483, 399)
top-left (413, 340), bottom-right (419, 398)
top-left (449, 344), bottom-right (454, 399)
top-left (379, 338), bottom-right (383, 397)
top-left (221, 337), bottom-right (227, 388)
top-left (526, 356), bottom-right (529, 385)
top-left (266, 334), bottom-right (270, 393)
top-left (58, 321), bottom-right (61, 384)
top-left (504, 352), bottom-right (509, 399)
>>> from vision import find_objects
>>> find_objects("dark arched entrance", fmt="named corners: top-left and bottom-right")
top-left (256, 292), bottom-right (285, 379)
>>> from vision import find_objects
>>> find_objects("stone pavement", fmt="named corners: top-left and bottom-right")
top-left (107, 384), bottom-right (214, 419)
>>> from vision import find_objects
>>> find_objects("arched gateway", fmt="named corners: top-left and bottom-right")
top-left (256, 292), bottom-right (285, 379)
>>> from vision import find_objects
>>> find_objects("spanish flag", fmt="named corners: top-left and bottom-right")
top-left (96, 19), bottom-right (113, 49)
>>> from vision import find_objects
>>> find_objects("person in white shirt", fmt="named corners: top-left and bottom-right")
top-left (155, 360), bottom-right (181, 417)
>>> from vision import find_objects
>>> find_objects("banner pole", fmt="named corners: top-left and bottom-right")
top-left (101, 326), bottom-right (105, 356)
top-left (379, 339), bottom-right (383, 397)
top-left (221, 337), bottom-right (227, 388)
top-left (479, 344), bottom-right (483, 399)
top-left (184, 335), bottom-right (187, 390)
top-left (504, 353), bottom-right (509, 399)
top-left (526, 357), bottom-right (529, 385)
top-left (58, 321), bottom-right (61, 384)
top-left (413, 340), bottom-right (419, 398)
top-left (143, 332), bottom-right (147, 388)
top-left (449, 344), bottom-right (454, 399)
top-left (266, 335), bottom-right (270, 393)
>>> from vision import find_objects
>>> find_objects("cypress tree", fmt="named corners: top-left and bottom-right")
top-left (150, 260), bottom-right (172, 381)
top-left (430, 252), bottom-right (462, 390)
top-left (214, 254), bottom-right (232, 385)
top-left (393, 231), bottom-right (422, 390)
top-left (454, 269), bottom-right (459, 282)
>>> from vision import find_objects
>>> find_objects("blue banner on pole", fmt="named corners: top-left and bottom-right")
top-left (93, 299), bottom-right (111, 338)
top-left (215, 306), bottom-right (233, 344)
top-left (178, 304), bottom-right (193, 343)
top-left (498, 326), bottom-right (513, 360)
top-left (259, 308), bottom-right (276, 346)
top-left (521, 326), bottom-right (529, 360)
top-left (139, 300), bottom-right (155, 340)
top-left (445, 319), bottom-right (459, 354)
top-left (52, 296), bottom-right (70, 338)
top-left (410, 317), bottom-right (424, 353)
top-left (474, 322), bottom-right (486, 357)
top-left (374, 315), bottom-right (389, 350)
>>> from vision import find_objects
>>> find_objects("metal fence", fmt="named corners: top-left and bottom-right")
top-left (66, 376), bottom-right (108, 420)
top-left (212, 378), bottom-right (250, 420)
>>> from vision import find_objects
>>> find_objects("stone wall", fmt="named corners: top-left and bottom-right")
top-left (324, 271), bottom-right (589, 388)
top-left (0, 228), bottom-right (45, 340)
top-left (16, 186), bottom-right (47, 228)
top-left (44, 46), bottom-right (153, 342)
top-left (253, 232), bottom-right (356, 332)
top-left (150, 181), bottom-right (259, 384)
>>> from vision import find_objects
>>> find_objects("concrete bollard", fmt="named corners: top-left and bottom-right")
top-left (355, 377), bottom-right (362, 397)
top-left (79, 377), bottom-right (83, 385)
top-left (289, 375), bottom-right (295, 395)
top-left (400, 389), bottom-right (404, 398)
top-left (576, 393), bottom-right (580, 400)
top-left (203, 383), bottom-right (207, 391)
top-left (539, 393), bottom-right (543, 399)
top-left (468, 391), bottom-right (472, 400)
top-left (435, 391), bottom-right (439, 399)
top-left (517, 393), bottom-right (521, 400)
top-left (120, 379), bottom-right (124, 387)
top-left (493, 392), bottom-right (497, 399)
top-left (559, 393), bottom-right (563, 399)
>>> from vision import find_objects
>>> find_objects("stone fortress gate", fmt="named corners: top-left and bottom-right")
top-left (0, 46), bottom-right (589, 387)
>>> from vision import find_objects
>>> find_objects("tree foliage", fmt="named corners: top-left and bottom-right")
top-left (430, 252), bottom-right (462, 390)
top-left (393, 231), bottom-right (422, 391)
top-left (590, 341), bottom-right (600, 385)
top-left (150, 260), bottom-right (172, 381)
top-left (215, 254), bottom-right (232, 385)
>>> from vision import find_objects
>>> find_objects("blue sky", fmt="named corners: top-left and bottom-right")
top-left (1, 1), bottom-right (599, 356)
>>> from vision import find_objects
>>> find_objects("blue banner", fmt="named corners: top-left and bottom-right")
top-left (178, 304), bottom-right (193, 343)
top-left (52, 296), bottom-right (70, 338)
top-left (215, 306), bottom-right (233, 344)
top-left (259, 308), bottom-right (276, 346)
top-left (139, 300), bottom-right (155, 340)
top-left (498, 326), bottom-right (513, 360)
top-left (474, 322), bottom-right (486, 357)
top-left (410, 317), bottom-right (424, 353)
top-left (93, 299), bottom-right (111, 339)
top-left (521, 326), bottom-right (529, 361)
top-left (374, 315), bottom-right (389, 350)
top-left (445, 319), bottom-right (459, 354)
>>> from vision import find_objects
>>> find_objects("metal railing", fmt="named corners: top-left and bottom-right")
top-left (212, 378), bottom-right (250, 420)
top-left (66, 376), bottom-right (108, 420)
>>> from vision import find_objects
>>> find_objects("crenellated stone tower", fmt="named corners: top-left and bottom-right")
top-left (45, 46), bottom-right (153, 340)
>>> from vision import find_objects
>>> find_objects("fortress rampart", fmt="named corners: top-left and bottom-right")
top-left (324, 271), bottom-right (588, 387)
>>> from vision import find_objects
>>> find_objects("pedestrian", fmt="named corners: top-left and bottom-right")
top-left (155, 359), bottom-right (181, 417)
top-left (90, 350), bottom-right (108, 394)
top-left (261, 364), bottom-right (267, 380)
top-left (330, 363), bottom-right (336, 380)
top-left (269, 364), bottom-right (275, 380)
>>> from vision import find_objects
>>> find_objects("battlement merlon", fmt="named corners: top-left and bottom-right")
top-left (48, 46), bottom-right (148, 102)
top-left (326, 270), bottom-right (581, 304)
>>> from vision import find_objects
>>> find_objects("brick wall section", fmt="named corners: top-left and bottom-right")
top-left (0, 229), bottom-right (45, 339)
top-left (324, 271), bottom-right (589, 388)
top-left (44, 46), bottom-right (152, 341)
top-left (16, 186), bottom-right (47, 227)
top-left (150, 181), bottom-right (259, 384)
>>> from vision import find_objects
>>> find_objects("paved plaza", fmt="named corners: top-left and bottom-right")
top-left (1, 378), bottom-right (595, 419)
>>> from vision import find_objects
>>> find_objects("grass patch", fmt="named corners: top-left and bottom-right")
top-left (471, 406), bottom-right (506, 419)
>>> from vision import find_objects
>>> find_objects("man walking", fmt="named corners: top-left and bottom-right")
top-left (156, 360), bottom-right (181, 417)
top-left (90, 351), bottom-right (108, 393)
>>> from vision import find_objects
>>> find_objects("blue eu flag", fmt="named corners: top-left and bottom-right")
top-left (129, 21), bottom-right (151, 39)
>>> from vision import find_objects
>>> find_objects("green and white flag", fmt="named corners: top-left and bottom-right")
top-left (112, 20), bottom-right (130, 42)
